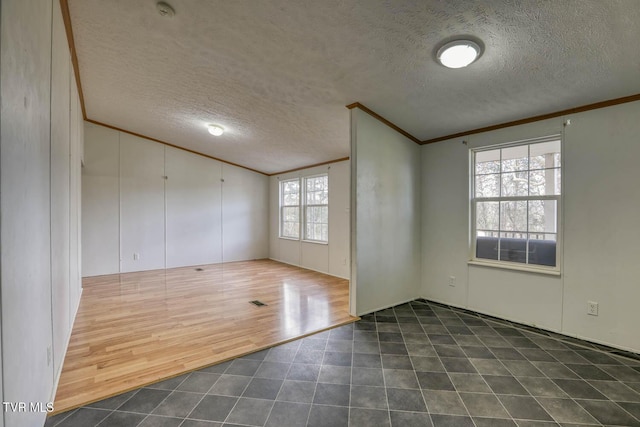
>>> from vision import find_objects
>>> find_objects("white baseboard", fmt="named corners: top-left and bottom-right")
top-left (268, 257), bottom-right (350, 280)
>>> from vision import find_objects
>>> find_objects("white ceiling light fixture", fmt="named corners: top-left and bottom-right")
top-left (207, 124), bottom-right (224, 136)
top-left (437, 39), bottom-right (482, 69)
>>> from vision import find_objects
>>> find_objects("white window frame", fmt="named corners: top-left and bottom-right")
top-left (302, 174), bottom-right (329, 243)
top-left (279, 173), bottom-right (329, 244)
top-left (279, 178), bottom-right (301, 240)
top-left (469, 135), bottom-right (562, 274)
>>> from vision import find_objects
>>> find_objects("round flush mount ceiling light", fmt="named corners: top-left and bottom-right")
top-left (436, 40), bottom-right (482, 69)
top-left (207, 124), bottom-right (224, 136)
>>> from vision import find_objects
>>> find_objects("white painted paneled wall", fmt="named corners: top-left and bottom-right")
top-left (222, 163), bottom-right (270, 262)
top-left (82, 123), bottom-right (269, 276)
top-left (165, 147), bottom-right (222, 268)
top-left (350, 109), bottom-right (422, 315)
top-left (81, 124), bottom-right (120, 275)
top-left (421, 101), bottom-right (640, 353)
top-left (1, 1), bottom-right (84, 426)
top-left (269, 161), bottom-right (350, 280)
top-left (120, 134), bottom-right (166, 272)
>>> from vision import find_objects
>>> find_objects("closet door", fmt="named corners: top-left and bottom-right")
top-left (120, 133), bottom-right (165, 272)
top-left (165, 147), bottom-right (222, 268)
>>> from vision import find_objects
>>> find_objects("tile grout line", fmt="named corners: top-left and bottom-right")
top-left (182, 361), bottom-right (236, 424)
top-left (374, 310), bottom-right (393, 427)
top-left (426, 303), bottom-right (484, 426)
top-left (252, 348), bottom-right (295, 427)
top-left (416, 299), bottom-right (640, 363)
top-left (63, 298), bottom-right (640, 427)
top-left (403, 303), bottom-right (437, 427)
top-left (447, 302), bottom-right (609, 426)
top-left (303, 334), bottom-right (328, 426)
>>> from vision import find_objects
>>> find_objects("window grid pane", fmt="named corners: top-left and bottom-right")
top-left (281, 206), bottom-right (299, 238)
top-left (281, 179), bottom-right (300, 207)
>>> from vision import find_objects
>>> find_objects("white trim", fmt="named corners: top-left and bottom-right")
top-left (475, 195), bottom-right (560, 202)
top-left (473, 134), bottom-right (562, 152)
top-left (468, 260), bottom-right (561, 276)
top-left (268, 257), bottom-right (349, 280)
top-left (470, 135), bottom-right (562, 271)
top-left (301, 239), bottom-right (328, 246)
top-left (279, 178), bottom-right (301, 239)
top-left (302, 174), bottom-right (329, 243)
top-left (356, 297), bottom-right (419, 317)
top-left (279, 174), bottom-right (329, 243)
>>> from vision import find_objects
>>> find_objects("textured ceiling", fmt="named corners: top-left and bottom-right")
top-left (68, 0), bottom-right (640, 174)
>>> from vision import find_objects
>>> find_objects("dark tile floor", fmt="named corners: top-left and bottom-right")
top-left (45, 300), bottom-right (640, 427)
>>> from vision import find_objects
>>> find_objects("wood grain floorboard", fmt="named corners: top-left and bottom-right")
top-left (53, 259), bottom-right (354, 414)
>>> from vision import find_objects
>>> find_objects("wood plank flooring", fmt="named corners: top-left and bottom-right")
top-left (53, 259), bottom-right (354, 414)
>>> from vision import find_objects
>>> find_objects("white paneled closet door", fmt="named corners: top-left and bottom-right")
top-left (120, 133), bottom-right (166, 272)
top-left (165, 146), bottom-right (222, 268)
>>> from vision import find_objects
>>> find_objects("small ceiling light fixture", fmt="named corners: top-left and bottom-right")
top-left (207, 124), bottom-right (224, 136)
top-left (436, 39), bottom-right (482, 69)
top-left (156, 1), bottom-right (175, 18)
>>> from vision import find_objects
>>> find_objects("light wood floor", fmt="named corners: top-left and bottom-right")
top-left (53, 259), bottom-right (354, 414)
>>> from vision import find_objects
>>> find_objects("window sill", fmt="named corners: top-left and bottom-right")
top-left (468, 260), bottom-right (561, 276)
top-left (278, 237), bottom-right (329, 246)
top-left (302, 240), bottom-right (328, 246)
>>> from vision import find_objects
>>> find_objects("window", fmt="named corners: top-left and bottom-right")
top-left (280, 179), bottom-right (300, 239)
top-left (304, 175), bottom-right (329, 242)
top-left (279, 174), bottom-right (329, 243)
top-left (471, 137), bottom-right (561, 269)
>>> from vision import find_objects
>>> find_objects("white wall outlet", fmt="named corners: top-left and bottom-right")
top-left (133, 252), bottom-right (140, 261)
top-left (448, 276), bottom-right (456, 287)
top-left (587, 301), bottom-right (599, 316)
top-left (342, 258), bottom-right (347, 266)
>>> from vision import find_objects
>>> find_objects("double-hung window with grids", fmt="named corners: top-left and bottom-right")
top-left (279, 174), bottom-right (328, 243)
top-left (471, 136), bottom-right (561, 270)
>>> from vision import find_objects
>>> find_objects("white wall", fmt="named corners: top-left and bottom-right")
top-left (0, 1), bottom-right (83, 426)
top-left (268, 160), bottom-right (350, 280)
top-left (50, 0), bottom-right (83, 392)
top-left (120, 133), bottom-right (166, 272)
top-left (350, 108), bottom-right (422, 315)
top-left (82, 124), bottom-right (120, 275)
top-left (421, 100), bottom-right (640, 353)
top-left (561, 102), bottom-right (640, 352)
top-left (165, 146), bottom-right (222, 268)
top-left (222, 163), bottom-right (269, 262)
top-left (82, 123), bottom-right (269, 276)
top-left (69, 70), bottom-right (84, 339)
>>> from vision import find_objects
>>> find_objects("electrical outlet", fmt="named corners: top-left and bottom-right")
top-left (342, 258), bottom-right (347, 266)
top-left (133, 252), bottom-right (139, 261)
top-left (448, 276), bottom-right (456, 287)
top-left (587, 301), bottom-right (599, 316)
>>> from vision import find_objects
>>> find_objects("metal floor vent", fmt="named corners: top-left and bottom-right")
top-left (249, 300), bottom-right (267, 307)
top-left (195, 268), bottom-right (204, 271)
